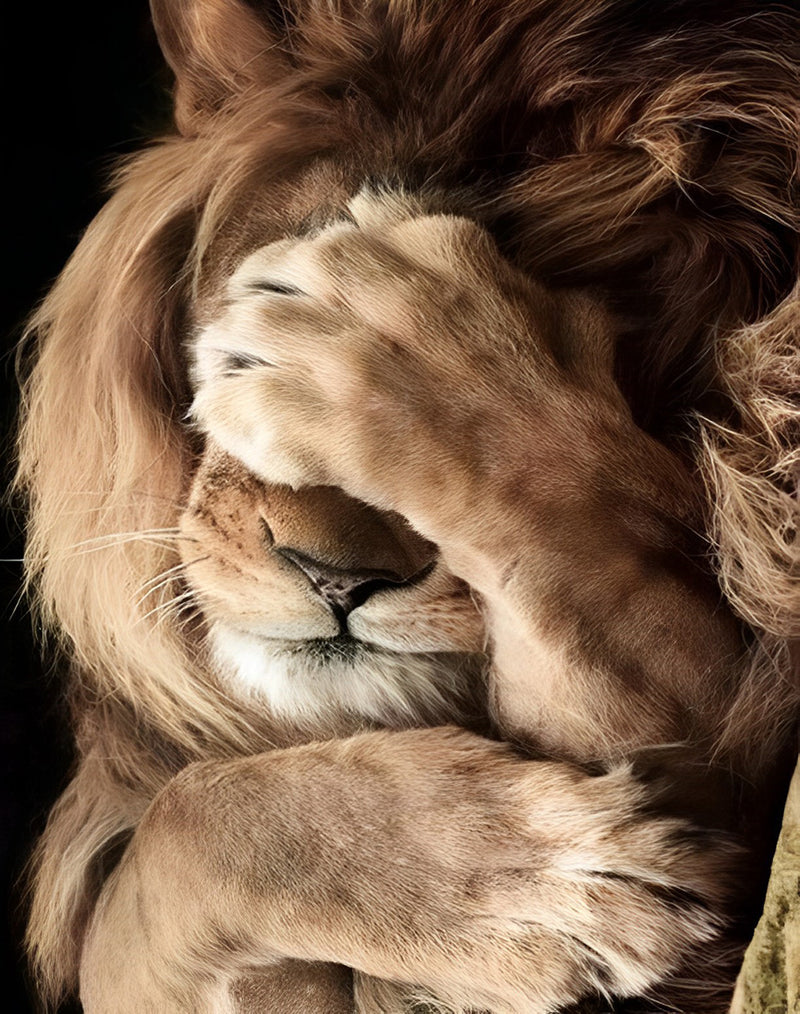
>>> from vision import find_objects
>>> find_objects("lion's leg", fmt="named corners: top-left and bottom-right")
top-left (234, 964), bottom-right (434, 1014)
top-left (79, 727), bottom-right (733, 1014)
top-left (440, 416), bottom-right (748, 767)
top-left (231, 961), bottom-right (353, 1013)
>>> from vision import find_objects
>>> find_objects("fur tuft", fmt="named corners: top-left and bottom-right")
top-left (698, 286), bottom-right (800, 641)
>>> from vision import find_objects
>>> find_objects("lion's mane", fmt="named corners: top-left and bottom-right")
top-left (16, 1), bottom-right (799, 1004)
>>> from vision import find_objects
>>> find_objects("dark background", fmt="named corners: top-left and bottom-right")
top-left (2, 5), bottom-right (167, 1009)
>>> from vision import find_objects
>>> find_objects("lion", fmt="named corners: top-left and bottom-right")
top-left (16, 1), bottom-right (799, 1012)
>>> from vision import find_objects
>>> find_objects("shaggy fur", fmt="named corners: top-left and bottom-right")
top-left (16, 1), bottom-right (799, 1011)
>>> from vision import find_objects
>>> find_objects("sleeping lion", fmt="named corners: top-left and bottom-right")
top-left (17, 1), bottom-right (799, 1012)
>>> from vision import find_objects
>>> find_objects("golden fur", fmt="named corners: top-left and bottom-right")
top-left (16, 1), bottom-right (799, 1011)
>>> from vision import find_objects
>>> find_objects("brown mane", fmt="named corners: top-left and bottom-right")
top-left (16, 1), bottom-right (799, 1005)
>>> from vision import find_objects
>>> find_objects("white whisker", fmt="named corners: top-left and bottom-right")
top-left (55, 529), bottom-right (199, 559)
top-left (137, 589), bottom-right (198, 627)
top-left (65, 527), bottom-right (183, 548)
top-left (135, 556), bottom-right (210, 608)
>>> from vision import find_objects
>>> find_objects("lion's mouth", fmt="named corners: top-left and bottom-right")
top-left (284, 633), bottom-right (367, 666)
top-left (208, 620), bottom-right (484, 728)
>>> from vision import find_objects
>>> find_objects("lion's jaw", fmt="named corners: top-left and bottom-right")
top-left (208, 624), bottom-right (483, 727)
top-left (179, 446), bottom-right (486, 730)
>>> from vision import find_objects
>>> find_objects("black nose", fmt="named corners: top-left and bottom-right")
top-left (274, 546), bottom-right (433, 629)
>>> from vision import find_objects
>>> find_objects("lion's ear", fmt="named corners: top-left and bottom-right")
top-left (150, 0), bottom-right (292, 134)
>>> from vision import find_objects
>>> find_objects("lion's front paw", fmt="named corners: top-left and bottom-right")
top-left (189, 191), bottom-right (560, 527)
top-left (446, 759), bottom-right (730, 1012)
top-left (327, 730), bottom-right (731, 1014)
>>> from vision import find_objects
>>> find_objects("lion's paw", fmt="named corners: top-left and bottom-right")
top-left (453, 760), bottom-right (731, 1011)
top-left (189, 192), bottom-right (551, 522)
top-left (332, 731), bottom-right (732, 1013)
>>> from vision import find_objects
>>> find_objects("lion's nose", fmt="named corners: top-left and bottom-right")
top-left (274, 546), bottom-right (433, 628)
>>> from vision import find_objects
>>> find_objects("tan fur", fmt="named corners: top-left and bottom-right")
top-left (15, 2), bottom-right (799, 1012)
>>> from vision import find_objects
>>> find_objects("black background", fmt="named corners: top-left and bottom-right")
top-left (2, 5), bottom-right (167, 1009)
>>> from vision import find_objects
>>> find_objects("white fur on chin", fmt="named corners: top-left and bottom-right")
top-left (210, 621), bottom-right (483, 729)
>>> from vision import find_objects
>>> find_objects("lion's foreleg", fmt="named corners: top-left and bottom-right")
top-left (79, 727), bottom-right (730, 1014)
top-left (231, 961), bottom-right (354, 1013)
top-left (450, 417), bottom-right (747, 765)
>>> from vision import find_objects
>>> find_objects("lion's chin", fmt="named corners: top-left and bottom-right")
top-left (209, 622), bottom-right (484, 730)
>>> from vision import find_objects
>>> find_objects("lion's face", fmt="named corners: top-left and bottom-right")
top-left (176, 188), bottom-right (522, 730)
top-left (178, 187), bottom-right (619, 732)
top-left (179, 316), bottom-right (489, 734)
top-left (179, 446), bottom-right (486, 727)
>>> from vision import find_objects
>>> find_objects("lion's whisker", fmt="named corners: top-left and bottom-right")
top-left (64, 527), bottom-right (184, 547)
top-left (57, 504), bottom-right (183, 517)
top-left (64, 539), bottom-right (190, 560)
top-left (135, 556), bottom-right (211, 607)
top-left (57, 529), bottom-right (199, 559)
top-left (137, 589), bottom-right (198, 627)
top-left (137, 558), bottom-right (196, 594)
